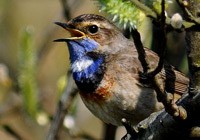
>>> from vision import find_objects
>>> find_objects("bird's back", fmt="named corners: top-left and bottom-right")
top-left (111, 46), bottom-right (188, 98)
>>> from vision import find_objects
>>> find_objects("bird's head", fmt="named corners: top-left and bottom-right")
top-left (54, 14), bottom-right (128, 58)
top-left (54, 14), bottom-right (129, 84)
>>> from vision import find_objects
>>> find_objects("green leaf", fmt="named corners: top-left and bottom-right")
top-left (18, 26), bottom-right (39, 119)
top-left (143, 0), bottom-right (172, 14)
top-left (97, 0), bottom-right (145, 29)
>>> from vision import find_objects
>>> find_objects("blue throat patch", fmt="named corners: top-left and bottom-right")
top-left (66, 38), bottom-right (104, 83)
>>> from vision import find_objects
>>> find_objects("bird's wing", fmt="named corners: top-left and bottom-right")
top-left (113, 47), bottom-right (189, 97)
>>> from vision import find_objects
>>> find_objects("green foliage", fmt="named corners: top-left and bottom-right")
top-left (143, 0), bottom-right (172, 14)
top-left (98, 0), bottom-right (145, 29)
top-left (57, 75), bottom-right (67, 99)
top-left (97, 0), bottom-right (173, 29)
top-left (179, 54), bottom-right (188, 74)
top-left (18, 26), bottom-right (38, 119)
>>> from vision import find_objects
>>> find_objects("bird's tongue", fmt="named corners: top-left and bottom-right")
top-left (68, 28), bottom-right (85, 38)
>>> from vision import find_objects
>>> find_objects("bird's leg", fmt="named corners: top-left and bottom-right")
top-left (121, 118), bottom-right (147, 140)
top-left (164, 91), bottom-right (187, 120)
top-left (121, 118), bottom-right (137, 140)
top-left (153, 74), bottom-right (187, 120)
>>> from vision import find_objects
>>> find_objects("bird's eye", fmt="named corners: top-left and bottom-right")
top-left (88, 25), bottom-right (98, 34)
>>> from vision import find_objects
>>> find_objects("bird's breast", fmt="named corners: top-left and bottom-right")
top-left (79, 73), bottom-right (115, 103)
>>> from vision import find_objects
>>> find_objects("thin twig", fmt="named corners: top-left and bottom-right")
top-left (38, 0), bottom-right (71, 60)
top-left (129, 0), bottom-right (158, 19)
top-left (103, 123), bottom-right (117, 140)
top-left (131, 29), bottom-right (150, 73)
top-left (131, 90), bottom-right (200, 140)
top-left (128, 0), bottom-right (196, 30)
top-left (129, 5), bottom-right (183, 124)
top-left (147, 0), bottom-right (166, 78)
top-left (46, 1), bottom-right (80, 140)
top-left (131, 0), bottom-right (187, 122)
top-left (123, 0), bottom-right (200, 139)
top-left (176, 0), bottom-right (200, 24)
top-left (60, 0), bottom-right (71, 21)
top-left (121, 118), bottom-right (138, 140)
top-left (184, 0), bottom-right (200, 95)
top-left (46, 71), bottom-right (78, 140)
top-left (151, 0), bottom-right (187, 120)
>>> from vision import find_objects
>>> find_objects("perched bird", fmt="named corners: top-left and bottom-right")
top-left (54, 14), bottom-right (189, 126)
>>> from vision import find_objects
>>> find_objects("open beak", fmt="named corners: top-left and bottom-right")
top-left (54, 22), bottom-right (86, 42)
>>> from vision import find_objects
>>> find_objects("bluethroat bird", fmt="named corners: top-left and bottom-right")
top-left (54, 14), bottom-right (189, 126)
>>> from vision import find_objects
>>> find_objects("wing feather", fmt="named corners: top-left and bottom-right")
top-left (114, 47), bottom-right (189, 96)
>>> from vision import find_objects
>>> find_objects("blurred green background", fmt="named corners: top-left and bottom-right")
top-left (0, 0), bottom-right (188, 140)
top-left (0, 0), bottom-right (106, 139)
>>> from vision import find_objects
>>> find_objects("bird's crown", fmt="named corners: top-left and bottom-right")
top-left (55, 14), bottom-right (121, 46)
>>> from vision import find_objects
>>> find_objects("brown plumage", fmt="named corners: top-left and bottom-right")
top-left (55, 14), bottom-right (189, 126)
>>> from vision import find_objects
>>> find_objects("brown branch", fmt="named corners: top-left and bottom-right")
top-left (122, 90), bottom-right (200, 140)
top-left (128, 0), bottom-right (196, 31)
top-left (123, 1), bottom-right (200, 139)
top-left (155, 0), bottom-right (186, 120)
top-left (60, 0), bottom-right (71, 21)
top-left (46, 71), bottom-right (78, 140)
top-left (176, 0), bottom-right (200, 24)
top-left (148, 0), bottom-right (186, 119)
top-left (147, 0), bottom-right (166, 78)
top-left (184, 0), bottom-right (200, 96)
top-left (131, 29), bottom-right (150, 73)
top-left (38, 0), bottom-right (71, 61)
top-left (46, 1), bottom-right (81, 140)
top-left (103, 123), bottom-right (117, 140)
top-left (131, 0), bottom-right (187, 122)
top-left (131, 91), bottom-right (200, 140)
top-left (121, 118), bottom-right (138, 140)
top-left (129, 0), bottom-right (158, 19)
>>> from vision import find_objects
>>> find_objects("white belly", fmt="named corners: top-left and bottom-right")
top-left (80, 84), bottom-right (163, 126)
